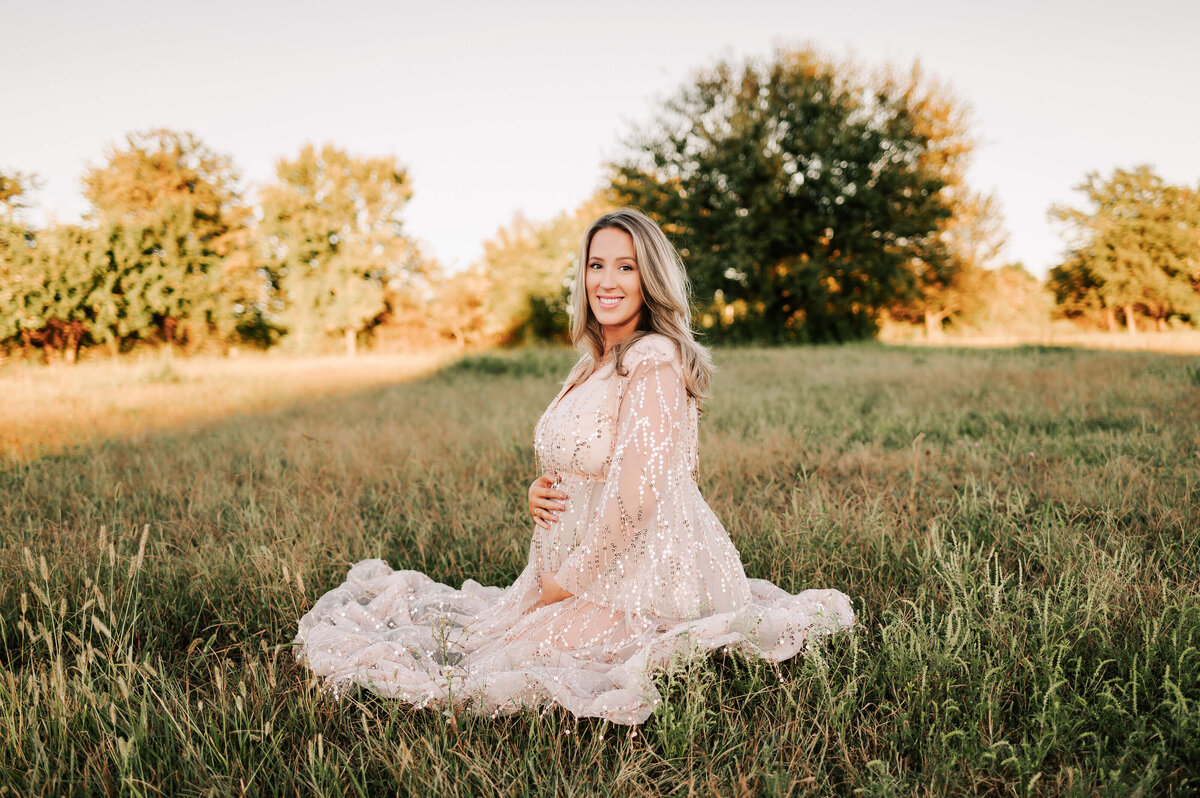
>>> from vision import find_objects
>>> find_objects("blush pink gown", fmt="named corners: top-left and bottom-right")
top-left (293, 333), bottom-right (854, 725)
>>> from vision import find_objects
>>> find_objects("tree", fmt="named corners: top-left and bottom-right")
top-left (81, 128), bottom-right (258, 351)
top-left (0, 169), bottom-right (39, 220)
top-left (610, 46), bottom-right (962, 342)
top-left (432, 267), bottom-right (489, 349)
top-left (1048, 165), bottom-right (1200, 332)
top-left (259, 143), bottom-right (419, 354)
top-left (0, 216), bottom-right (104, 364)
top-left (477, 192), bottom-right (615, 343)
top-left (894, 189), bottom-right (1009, 337)
top-left (0, 170), bottom-right (103, 363)
top-left (0, 170), bottom-right (37, 350)
top-left (963, 262), bottom-right (1055, 337)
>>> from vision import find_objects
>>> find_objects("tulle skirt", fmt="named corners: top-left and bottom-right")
top-left (293, 558), bottom-right (855, 725)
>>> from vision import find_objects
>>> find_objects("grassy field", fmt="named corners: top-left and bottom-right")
top-left (2, 344), bottom-right (1198, 795)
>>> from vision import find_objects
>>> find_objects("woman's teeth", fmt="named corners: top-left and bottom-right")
top-left (598, 296), bottom-right (622, 308)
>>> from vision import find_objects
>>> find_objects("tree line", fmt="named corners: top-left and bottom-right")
top-left (3, 46), bottom-right (1198, 363)
top-left (0, 132), bottom-right (441, 362)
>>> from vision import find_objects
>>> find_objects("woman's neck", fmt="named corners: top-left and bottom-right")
top-left (602, 320), bottom-right (641, 357)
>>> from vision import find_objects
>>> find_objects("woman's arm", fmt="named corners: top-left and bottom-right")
top-left (552, 340), bottom-right (689, 602)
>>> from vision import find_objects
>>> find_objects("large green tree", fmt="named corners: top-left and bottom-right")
top-left (81, 128), bottom-right (258, 351)
top-left (1048, 165), bottom-right (1200, 332)
top-left (259, 143), bottom-right (418, 354)
top-left (610, 47), bottom-right (964, 342)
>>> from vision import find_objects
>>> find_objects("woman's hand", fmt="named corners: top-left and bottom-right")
top-left (532, 574), bottom-right (573, 608)
top-left (528, 471), bottom-right (568, 530)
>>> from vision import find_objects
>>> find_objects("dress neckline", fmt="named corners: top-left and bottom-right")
top-left (552, 358), bottom-right (611, 411)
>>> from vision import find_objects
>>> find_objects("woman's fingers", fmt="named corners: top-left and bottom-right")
top-left (530, 472), bottom-right (567, 528)
top-left (530, 504), bottom-right (557, 524)
top-left (538, 499), bottom-right (566, 512)
top-left (538, 473), bottom-right (568, 498)
top-left (531, 488), bottom-right (567, 510)
top-left (535, 488), bottom-right (568, 506)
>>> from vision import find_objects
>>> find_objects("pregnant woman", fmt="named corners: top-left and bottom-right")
top-left (293, 208), bottom-right (855, 725)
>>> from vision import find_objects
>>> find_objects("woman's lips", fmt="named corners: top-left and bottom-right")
top-left (596, 296), bottom-right (623, 308)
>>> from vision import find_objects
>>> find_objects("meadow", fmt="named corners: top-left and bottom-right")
top-left (1, 343), bottom-right (1198, 796)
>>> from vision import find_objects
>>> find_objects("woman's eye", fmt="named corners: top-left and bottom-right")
top-left (619, 264), bottom-right (634, 271)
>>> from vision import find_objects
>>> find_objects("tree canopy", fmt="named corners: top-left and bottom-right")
top-left (477, 192), bottom-right (616, 343)
top-left (4, 53), bottom-right (1198, 363)
top-left (610, 47), bottom-right (968, 342)
top-left (1048, 165), bottom-right (1200, 332)
top-left (258, 143), bottom-right (420, 354)
top-left (80, 128), bottom-right (258, 350)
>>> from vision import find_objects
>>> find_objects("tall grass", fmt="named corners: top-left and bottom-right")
top-left (1, 344), bottom-right (1197, 794)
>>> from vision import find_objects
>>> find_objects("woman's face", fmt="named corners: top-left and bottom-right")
top-left (585, 227), bottom-right (644, 349)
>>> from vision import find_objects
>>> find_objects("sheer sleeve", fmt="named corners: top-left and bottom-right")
top-left (553, 335), bottom-right (705, 621)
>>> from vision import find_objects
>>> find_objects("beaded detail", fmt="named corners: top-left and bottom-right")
top-left (293, 333), bottom-right (855, 725)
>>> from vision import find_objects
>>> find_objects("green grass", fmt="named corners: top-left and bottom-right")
top-left (2, 343), bottom-right (1198, 795)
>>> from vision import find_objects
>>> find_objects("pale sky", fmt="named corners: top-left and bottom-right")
top-left (2, 0), bottom-right (1197, 277)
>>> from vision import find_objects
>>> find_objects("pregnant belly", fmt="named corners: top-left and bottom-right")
top-left (531, 472), bottom-right (604, 580)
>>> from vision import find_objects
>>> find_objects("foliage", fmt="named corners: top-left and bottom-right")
top-left (894, 190), bottom-right (1010, 336)
top-left (429, 267), bottom-right (489, 349)
top-left (0, 171), bottom-right (101, 363)
top-left (258, 143), bottom-right (423, 354)
top-left (0, 222), bottom-right (97, 362)
top-left (477, 192), bottom-right (616, 344)
top-left (0, 169), bottom-right (39, 219)
top-left (80, 128), bottom-right (260, 351)
top-left (611, 46), bottom-right (969, 343)
top-left (957, 262), bottom-right (1056, 336)
top-left (1048, 164), bottom-right (1200, 332)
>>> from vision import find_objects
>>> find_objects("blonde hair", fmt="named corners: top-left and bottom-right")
top-left (567, 207), bottom-right (714, 401)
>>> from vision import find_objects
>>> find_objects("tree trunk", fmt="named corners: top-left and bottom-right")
top-left (924, 311), bottom-right (945, 340)
top-left (344, 328), bottom-right (357, 356)
top-left (162, 316), bottom-right (177, 358)
top-left (65, 333), bottom-right (78, 365)
top-left (1123, 304), bottom-right (1137, 335)
top-left (1156, 316), bottom-right (1166, 332)
top-left (1104, 305), bottom-right (1117, 332)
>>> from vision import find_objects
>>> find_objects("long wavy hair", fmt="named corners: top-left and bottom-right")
top-left (566, 207), bottom-right (714, 401)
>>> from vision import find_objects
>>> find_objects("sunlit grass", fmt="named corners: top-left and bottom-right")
top-left (0, 348), bottom-right (457, 463)
top-left (2, 343), bottom-right (1198, 794)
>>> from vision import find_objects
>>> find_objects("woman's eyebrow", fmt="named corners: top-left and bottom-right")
top-left (588, 256), bottom-right (637, 262)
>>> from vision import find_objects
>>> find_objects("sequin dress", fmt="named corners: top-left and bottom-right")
top-left (292, 334), bottom-right (855, 725)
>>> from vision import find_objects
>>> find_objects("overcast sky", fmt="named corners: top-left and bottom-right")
top-left (2, 0), bottom-right (1197, 276)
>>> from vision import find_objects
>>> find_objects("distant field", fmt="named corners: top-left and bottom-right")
top-left (881, 326), bottom-right (1200, 354)
top-left (2, 344), bottom-right (1198, 795)
top-left (0, 349), bottom-right (456, 463)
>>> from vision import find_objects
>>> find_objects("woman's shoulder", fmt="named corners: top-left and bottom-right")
top-left (630, 332), bottom-right (679, 359)
top-left (623, 333), bottom-right (683, 374)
